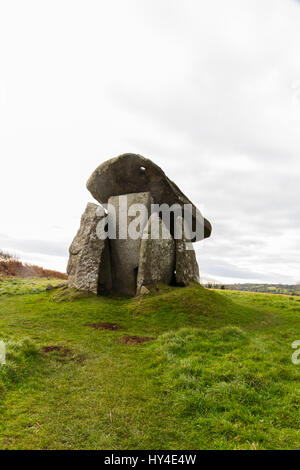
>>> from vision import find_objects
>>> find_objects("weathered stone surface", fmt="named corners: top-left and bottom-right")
top-left (137, 212), bottom-right (175, 294)
top-left (86, 153), bottom-right (212, 241)
top-left (46, 282), bottom-right (67, 291)
top-left (46, 283), bottom-right (56, 291)
top-left (67, 202), bottom-right (112, 294)
top-left (140, 286), bottom-right (150, 295)
top-left (175, 217), bottom-right (200, 286)
top-left (56, 282), bottom-right (68, 288)
top-left (108, 192), bottom-right (152, 296)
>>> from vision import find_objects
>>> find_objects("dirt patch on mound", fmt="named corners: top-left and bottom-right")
top-left (86, 322), bottom-right (122, 330)
top-left (118, 335), bottom-right (154, 345)
top-left (42, 346), bottom-right (72, 355)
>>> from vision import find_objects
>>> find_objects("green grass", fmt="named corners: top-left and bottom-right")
top-left (0, 280), bottom-right (299, 449)
top-left (0, 277), bottom-right (65, 296)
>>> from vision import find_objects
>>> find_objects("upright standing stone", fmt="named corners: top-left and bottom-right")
top-left (67, 202), bottom-right (112, 294)
top-left (175, 217), bottom-right (200, 285)
top-left (108, 192), bottom-right (152, 296)
top-left (137, 212), bottom-right (175, 294)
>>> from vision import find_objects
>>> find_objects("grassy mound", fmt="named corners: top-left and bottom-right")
top-left (0, 280), bottom-right (299, 449)
top-left (0, 277), bottom-right (67, 296)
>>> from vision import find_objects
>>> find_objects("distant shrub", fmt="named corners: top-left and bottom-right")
top-left (0, 250), bottom-right (18, 261)
top-left (0, 250), bottom-right (67, 279)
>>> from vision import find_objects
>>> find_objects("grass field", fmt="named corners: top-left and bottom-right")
top-left (0, 279), bottom-right (299, 450)
top-left (0, 277), bottom-right (65, 296)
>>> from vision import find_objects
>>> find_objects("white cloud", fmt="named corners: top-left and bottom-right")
top-left (0, 0), bottom-right (299, 283)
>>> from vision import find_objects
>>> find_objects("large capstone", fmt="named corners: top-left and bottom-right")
top-left (175, 217), bottom-right (200, 286)
top-left (86, 153), bottom-right (212, 241)
top-left (137, 212), bottom-right (175, 294)
top-left (108, 192), bottom-right (153, 296)
top-left (67, 202), bottom-right (112, 294)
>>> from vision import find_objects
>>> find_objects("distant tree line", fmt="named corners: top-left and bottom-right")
top-left (203, 282), bottom-right (300, 296)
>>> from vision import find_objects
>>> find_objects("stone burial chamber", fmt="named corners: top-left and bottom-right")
top-left (67, 153), bottom-right (212, 296)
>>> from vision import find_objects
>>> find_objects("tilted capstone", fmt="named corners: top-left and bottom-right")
top-left (86, 153), bottom-right (212, 242)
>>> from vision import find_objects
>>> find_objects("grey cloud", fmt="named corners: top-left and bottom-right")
top-left (0, 234), bottom-right (68, 258)
top-left (199, 258), bottom-right (274, 282)
top-left (1, 0), bottom-right (299, 284)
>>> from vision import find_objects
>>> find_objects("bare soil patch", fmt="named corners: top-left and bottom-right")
top-left (85, 322), bottom-right (122, 330)
top-left (118, 335), bottom-right (154, 345)
top-left (42, 346), bottom-right (72, 355)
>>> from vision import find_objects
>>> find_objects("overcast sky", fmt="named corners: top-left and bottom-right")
top-left (1, 0), bottom-right (300, 284)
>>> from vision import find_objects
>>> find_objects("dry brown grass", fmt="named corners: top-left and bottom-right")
top-left (0, 250), bottom-right (67, 279)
